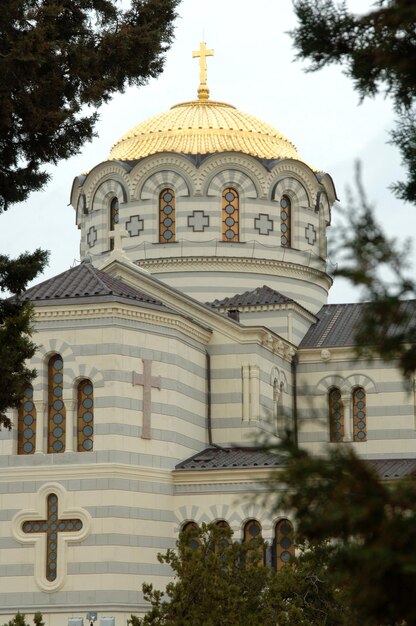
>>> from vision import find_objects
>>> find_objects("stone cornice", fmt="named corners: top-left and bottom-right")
top-left (136, 256), bottom-right (332, 290)
top-left (33, 302), bottom-right (212, 345)
top-left (0, 463), bottom-right (174, 484)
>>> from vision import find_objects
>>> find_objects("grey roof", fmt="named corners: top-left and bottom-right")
top-left (209, 285), bottom-right (295, 309)
top-left (21, 261), bottom-right (172, 311)
top-left (175, 447), bottom-right (287, 470)
top-left (300, 301), bottom-right (416, 348)
top-left (367, 458), bottom-right (416, 480)
top-left (176, 448), bottom-right (416, 481)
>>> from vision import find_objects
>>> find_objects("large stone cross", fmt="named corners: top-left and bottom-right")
top-left (21, 493), bottom-right (83, 582)
top-left (132, 359), bottom-right (161, 439)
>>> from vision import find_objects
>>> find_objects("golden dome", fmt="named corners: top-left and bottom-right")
top-left (108, 99), bottom-right (300, 161)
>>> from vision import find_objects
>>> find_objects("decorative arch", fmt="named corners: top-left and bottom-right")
top-left (132, 155), bottom-right (196, 200)
top-left (345, 373), bottom-right (377, 394)
top-left (272, 176), bottom-right (309, 208)
top-left (140, 169), bottom-right (190, 200)
top-left (91, 178), bottom-right (128, 212)
top-left (33, 341), bottom-right (76, 397)
top-left (206, 168), bottom-right (258, 198)
top-left (200, 154), bottom-right (266, 197)
top-left (269, 160), bottom-right (316, 205)
top-left (316, 375), bottom-right (347, 395)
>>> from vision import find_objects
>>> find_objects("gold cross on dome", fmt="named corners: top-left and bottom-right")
top-left (192, 42), bottom-right (214, 100)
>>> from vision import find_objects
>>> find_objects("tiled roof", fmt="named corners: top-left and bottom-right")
top-left (209, 285), bottom-right (295, 309)
top-left (368, 458), bottom-right (416, 480)
top-left (21, 261), bottom-right (170, 310)
top-left (175, 447), bottom-right (287, 470)
top-left (300, 301), bottom-right (416, 348)
top-left (176, 448), bottom-right (416, 481)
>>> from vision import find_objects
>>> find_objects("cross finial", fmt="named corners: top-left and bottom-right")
top-left (192, 42), bottom-right (214, 100)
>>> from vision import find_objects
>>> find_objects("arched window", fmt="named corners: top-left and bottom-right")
top-left (215, 519), bottom-right (231, 551)
top-left (182, 521), bottom-right (200, 549)
top-left (280, 195), bottom-right (291, 248)
top-left (77, 379), bottom-right (94, 452)
top-left (274, 519), bottom-right (294, 571)
top-left (222, 188), bottom-right (239, 242)
top-left (18, 384), bottom-right (36, 455)
top-left (48, 354), bottom-right (66, 454)
top-left (159, 188), bottom-right (175, 243)
top-left (353, 387), bottom-right (367, 442)
top-left (109, 197), bottom-right (119, 231)
top-left (109, 197), bottom-right (119, 250)
top-left (243, 519), bottom-right (264, 566)
top-left (329, 387), bottom-right (344, 442)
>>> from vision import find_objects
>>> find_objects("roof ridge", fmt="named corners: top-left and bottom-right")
top-left (84, 263), bottom-right (115, 294)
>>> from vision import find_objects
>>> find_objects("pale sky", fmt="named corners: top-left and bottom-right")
top-left (1, 0), bottom-right (413, 304)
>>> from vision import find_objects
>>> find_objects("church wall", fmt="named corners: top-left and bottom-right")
top-left (0, 468), bottom-right (176, 619)
top-left (207, 332), bottom-right (293, 445)
top-left (297, 349), bottom-right (416, 458)
top-left (1, 305), bottom-right (210, 465)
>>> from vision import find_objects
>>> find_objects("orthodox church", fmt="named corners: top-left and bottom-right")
top-left (1, 44), bottom-right (415, 626)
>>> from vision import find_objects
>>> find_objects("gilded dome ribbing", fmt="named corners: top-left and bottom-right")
top-left (108, 99), bottom-right (300, 161)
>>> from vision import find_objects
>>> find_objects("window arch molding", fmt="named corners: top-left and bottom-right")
top-left (138, 168), bottom-right (191, 201)
top-left (204, 165), bottom-right (259, 199)
top-left (91, 178), bottom-right (128, 212)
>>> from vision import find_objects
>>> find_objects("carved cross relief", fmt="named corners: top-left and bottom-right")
top-left (132, 359), bottom-right (161, 439)
top-left (12, 483), bottom-right (91, 592)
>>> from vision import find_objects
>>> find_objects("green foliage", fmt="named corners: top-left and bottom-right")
top-left (2, 612), bottom-right (44, 626)
top-left (333, 165), bottom-right (416, 378)
top-left (267, 441), bottom-right (416, 626)
top-left (292, 0), bottom-right (416, 203)
top-left (129, 523), bottom-right (352, 626)
top-left (0, 249), bottom-right (49, 429)
top-left (0, 0), bottom-right (179, 211)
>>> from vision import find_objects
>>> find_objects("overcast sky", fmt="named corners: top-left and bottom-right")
top-left (1, 0), bottom-right (413, 304)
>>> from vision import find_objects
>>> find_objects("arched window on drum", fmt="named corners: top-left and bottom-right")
top-left (329, 387), bottom-right (344, 443)
top-left (18, 384), bottom-right (36, 455)
top-left (352, 387), bottom-right (367, 442)
top-left (48, 354), bottom-right (66, 453)
top-left (222, 188), bottom-right (239, 242)
top-left (109, 197), bottom-right (119, 250)
top-left (274, 519), bottom-right (294, 571)
top-left (280, 195), bottom-right (291, 248)
top-left (77, 379), bottom-right (94, 452)
top-left (159, 188), bottom-right (175, 243)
